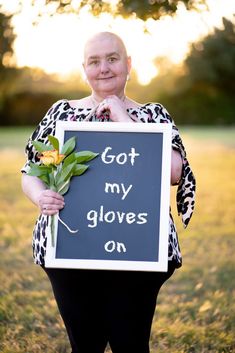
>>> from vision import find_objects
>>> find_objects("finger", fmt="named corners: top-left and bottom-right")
top-left (42, 189), bottom-right (64, 201)
top-left (39, 200), bottom-right (65, 214)
top-left (43, 203), bottom-right (64, 210)
top-left (38, 192), bottom-right (65, 208)
top-left (99, 101), bottom-right (108, 110)
top-left (40, 197), bottom-right (65, 210)
top-left (41, 203), bottom-right (64, 215)
top-left (41, 196), bottom-right (65, 205)
top-left (96, 101), bottom-right (110, 116)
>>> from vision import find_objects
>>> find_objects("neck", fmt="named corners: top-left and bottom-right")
top-left (91, 92), bottom-right (126, 104)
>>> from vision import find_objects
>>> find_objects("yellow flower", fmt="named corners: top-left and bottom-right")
top-left (39, 150), bottom-right (65, 166)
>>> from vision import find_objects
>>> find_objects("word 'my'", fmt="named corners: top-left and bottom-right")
top-left (105, 182), bottom-right (132, 201)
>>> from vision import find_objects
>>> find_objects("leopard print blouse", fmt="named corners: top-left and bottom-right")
top-left (21, 99), bottom-right (196, 268)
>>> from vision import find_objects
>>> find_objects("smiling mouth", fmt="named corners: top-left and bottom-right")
top-left (97, 77), bottom-right (114, 80)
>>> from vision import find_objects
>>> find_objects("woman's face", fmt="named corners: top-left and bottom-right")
top-left (83, 34), bottom-right (131, 98)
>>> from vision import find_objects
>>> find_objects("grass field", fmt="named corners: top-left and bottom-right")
top-left (0, 126), bottom-right (235, 353)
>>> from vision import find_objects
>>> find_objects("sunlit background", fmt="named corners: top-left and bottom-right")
top-left (0, 0), bottom-right (234, 126)
top-left (1, 0), bottom-right (235, 85)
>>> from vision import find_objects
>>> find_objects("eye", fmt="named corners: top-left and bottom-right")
top-left (108, 57), bottom-right (117, 63)
top-left (89, 60), bottom-right (99, 66)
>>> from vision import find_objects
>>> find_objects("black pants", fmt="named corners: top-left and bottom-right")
top-left (42, 263), bottom-right (175, 353)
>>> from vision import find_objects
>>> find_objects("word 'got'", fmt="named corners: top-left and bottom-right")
top-left (101, 147), bottom-right (140, 166)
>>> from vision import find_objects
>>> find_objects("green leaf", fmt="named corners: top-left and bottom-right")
top-left (27, 162), bottom-right (52, 177)
top-left (32, 141), bottom-right (53, 153)
top-left (57, 179), bottom-right (70, 195)
top-left (56, 161), bottom-right (77, 185)
top-left (38, 174), bottom-right (50, 186)
top-left (75, 151), bottom-right (99, 163)
top-left (48, 135), bottom-right (59, 150)
top-left (61, 136), bottom-right (76, 156)
top-left (62, 152), bottom-right (77, 169)
top-left (27, 163), bottom-right (51, 186)
top-left (72, 164), bottom-right (88, 176)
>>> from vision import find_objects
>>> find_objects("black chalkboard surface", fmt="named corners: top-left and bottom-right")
top-left (45, 121), bottom-right (172, 272)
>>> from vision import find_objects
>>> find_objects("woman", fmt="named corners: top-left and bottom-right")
top-left (22, 32), bottom-right (196, 353)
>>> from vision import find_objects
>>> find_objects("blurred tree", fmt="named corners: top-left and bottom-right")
top-left (31, 0), bottom-right (207, 20)
top-left (0, 11), bottom-right (15, 68)
top-left (0, 9), bottom-right (20, 110)
top-left (156, 18), bottom-right (235, 125)
top-left (185, 17), bottom-right (235, 96)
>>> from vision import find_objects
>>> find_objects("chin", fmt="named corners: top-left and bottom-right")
top-left (98, 85), bottom-right (117, 94)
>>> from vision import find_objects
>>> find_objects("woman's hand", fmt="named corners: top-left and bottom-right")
top-left (96, 95), bottom-right (133, 122)
top-left (22, 174), bottom-right (65, 215)
top-left (38, 189), bottom-right (65, 216)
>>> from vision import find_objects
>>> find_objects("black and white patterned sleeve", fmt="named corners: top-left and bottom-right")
top-left (21, 100), bottom-right (64, 174)
top-left (171, 122), bottom-right (196, 227)
top-left (147, 103), bottom-right (196, 227)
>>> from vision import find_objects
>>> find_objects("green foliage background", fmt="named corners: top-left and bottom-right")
top-left (159, 18), bottom-right (235, 125)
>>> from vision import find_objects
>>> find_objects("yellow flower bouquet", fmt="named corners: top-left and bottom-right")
top-left (27, 135), bottom-right (98, 246)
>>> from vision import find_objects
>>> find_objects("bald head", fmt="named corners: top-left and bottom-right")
top-left (83, 31), bottom-right (131, 97)
top-left (84, 32), bottom-right (128, 61)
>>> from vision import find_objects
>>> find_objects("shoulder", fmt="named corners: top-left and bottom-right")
top-left (37, 99), bottom-right (72, 123)
top-left (40, 98), bottom-right (78, 124)
top-left (34, 99), bottom-right (72, 135)
top-left (145, 102), bottom-right (172, 119)
top-left (48, 99), bottom-right (72, 113)
top-left (133, 102), bottom-right (173, 124)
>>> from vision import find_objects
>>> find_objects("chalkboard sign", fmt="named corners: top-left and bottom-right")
top-left (45, 121), bottom-right (172, 272)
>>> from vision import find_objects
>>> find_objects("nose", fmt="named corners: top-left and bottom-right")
top-left (100, 60), bottom-right (109, 74)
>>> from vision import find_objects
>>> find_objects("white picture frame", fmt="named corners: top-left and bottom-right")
top-left (45, 121), bottom-right (172, 272)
